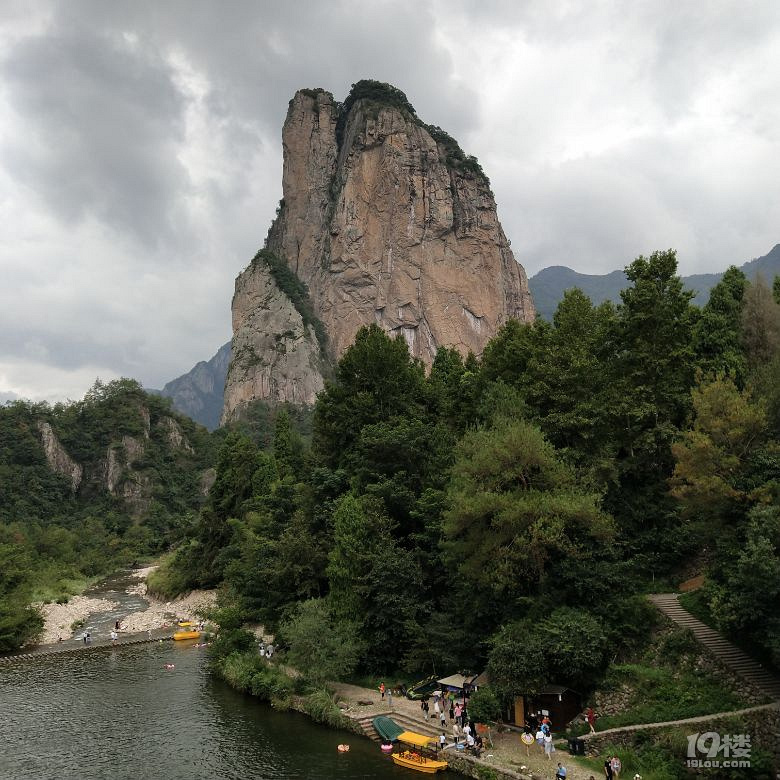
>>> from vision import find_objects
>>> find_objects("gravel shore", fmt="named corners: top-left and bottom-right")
top-left (36, 596), bottom-right (120, 644)
top-left (35, 567), bottom-right (217, 644)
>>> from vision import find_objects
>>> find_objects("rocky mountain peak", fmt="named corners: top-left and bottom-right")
top-left (223, 80), bottom-right (535, 422)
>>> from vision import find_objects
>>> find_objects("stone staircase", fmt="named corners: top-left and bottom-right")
top-left (352, 709), bottom-right (444, 742)
top-left (648, 593), bottom-right (780, 700)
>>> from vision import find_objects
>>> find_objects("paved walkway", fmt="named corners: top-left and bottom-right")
top-left (648, 593), bottom-right (780, 700)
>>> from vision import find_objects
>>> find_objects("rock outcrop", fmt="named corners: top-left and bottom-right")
top-left (222, 254), bottom-right (325, 423)
top-left (37, 421), bottom-right (82, 494)
top-left (158, 416), bottom-right (194, 454)
top-left (223, 81), bottom-right (535, 422)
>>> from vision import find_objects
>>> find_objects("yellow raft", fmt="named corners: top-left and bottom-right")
top-left (391, 732), bottom-right (447, 774)
top-left (173, 630), bottom-right (201, 641)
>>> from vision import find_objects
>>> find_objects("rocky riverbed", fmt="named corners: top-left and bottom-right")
top-left (35, 567), bottom-right (217, 645)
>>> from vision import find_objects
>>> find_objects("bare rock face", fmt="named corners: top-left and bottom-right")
top-left (101, 446), bottom-right (124, 495)
top-left (37, 421), bottom-right (82, 493)
top-left (158, 416), bottom-right (194, 454)
top-left (223, 82), bottom-right (535, 421)
top-left (222, 255), bottom-right (325, 423)
top-left (267, 87), bottom-right (535, 363)
top-left (122, 435), bottom-right (144, 465)
top-left (200, 467), bottom-right (217, 496)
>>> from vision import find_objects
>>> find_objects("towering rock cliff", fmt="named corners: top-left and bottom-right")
top-left (223, 81), bottom-right (535, 422)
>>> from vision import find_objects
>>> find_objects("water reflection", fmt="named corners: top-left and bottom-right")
top-left (0, 643), bottom-right (448, 780)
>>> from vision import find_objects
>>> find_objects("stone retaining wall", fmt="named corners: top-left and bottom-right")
top-left (584, 705), bottom-right (780, 770)
top-left (443, 752), bottom-right (534, 780)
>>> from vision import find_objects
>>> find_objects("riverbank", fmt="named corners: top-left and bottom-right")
top-left (35, 596), bottom-right (120, 644)
top-left (120, 567), bottom-right (217, 634)
top-left (330, 681), bottom-right (592, 780)
top-left (33, 567), bottom-right (217, 646)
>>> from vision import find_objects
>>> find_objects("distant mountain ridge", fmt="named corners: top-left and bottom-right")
top-left (529, 243), bottom-right (780, 320)
top-left (152, 342), bottom-right (230, 430)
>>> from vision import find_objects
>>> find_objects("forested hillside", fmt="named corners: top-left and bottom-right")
top-left (0, 379), bottom-right (217, 651)
top-left (158, 249), bottom-right (780, 696)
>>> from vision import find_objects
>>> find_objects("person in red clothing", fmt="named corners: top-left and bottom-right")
top-left (586, 707), bottom-right (596, 733)
top-left (379, 682), bottom-right (386, 700)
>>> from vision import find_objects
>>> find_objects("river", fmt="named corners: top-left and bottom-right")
top-left (0, 642), bottom-right (456, 779)
top-left (1, 580), bottom-right (453, 779)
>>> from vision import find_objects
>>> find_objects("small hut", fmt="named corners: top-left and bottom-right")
top-left (519, 685), bottom-right (582, 730)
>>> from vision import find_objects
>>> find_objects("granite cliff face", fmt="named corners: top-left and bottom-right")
top-left (223, 81), bottom-right (535, 422)
top-left (221, 253), bottom-right (325, 423)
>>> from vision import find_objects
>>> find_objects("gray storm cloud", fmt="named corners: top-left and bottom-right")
top-left (0, 0), bottom-right (778, 401)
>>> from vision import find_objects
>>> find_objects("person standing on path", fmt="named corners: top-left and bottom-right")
top-left (452, 722), bottom-right (460, 744)
top-left (603, 757), bottom-right (614, 780)
top-left (610, 755), bottom-right (621, 779)
top-left (434, 699), bottom-right (440, 718)
top-left (439, 732), bottom-right (446, 751)
top-left (439, 710), bottom-right (446, 729)
top-left (449, 700), bottom-right (455, 720)
top-left (544, 733), bottom-right (555, 760)
top-left (110, 630), bottom-right (117, 643)
top-left (379, 682), bottom-right (385, 701)
top-left (586, 707), bottom-right (596, 734)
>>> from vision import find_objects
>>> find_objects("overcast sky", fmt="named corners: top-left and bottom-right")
top-left (2, 1), bottom-right (779, 402)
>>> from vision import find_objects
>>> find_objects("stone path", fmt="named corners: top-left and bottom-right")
top-left (648, 593), bottom-right (780, 700)
top-left (580, 702), bottom-right (779, 741)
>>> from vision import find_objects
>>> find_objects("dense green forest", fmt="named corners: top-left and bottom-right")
top-left (0, 379), bottom-right (217, 651)
top-left (156, 250), bottom-right (780, 701)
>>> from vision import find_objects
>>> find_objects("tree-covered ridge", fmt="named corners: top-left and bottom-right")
top-left (169, 248), bottom-right (780, 700)
top-left (0, 378), bottom-right (218, 651)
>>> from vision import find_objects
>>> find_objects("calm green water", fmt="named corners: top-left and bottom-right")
top-left (0, 642), bottom-right (447, 780)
